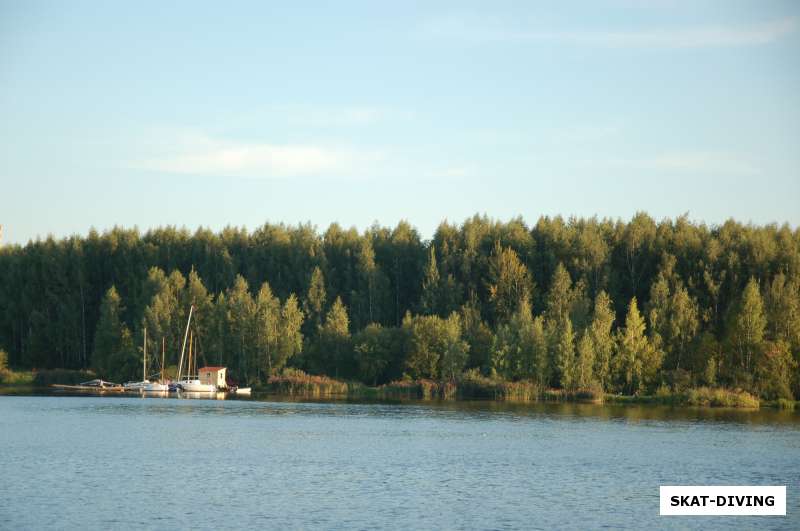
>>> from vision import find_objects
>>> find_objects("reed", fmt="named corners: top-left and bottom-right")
top-left (457, 370), bottom-right (539, 402)
top-left (682, 387), bottom-right (759, 408)
top-left (607, 387), bottom-right (760, 408)
top-left (260, 368), bottom-right (349, 397)
top-left (374, 379), bottom-right (454, 400)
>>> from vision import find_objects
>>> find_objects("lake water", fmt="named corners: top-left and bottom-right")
top-left (1, 394), bottom-right (798, 529)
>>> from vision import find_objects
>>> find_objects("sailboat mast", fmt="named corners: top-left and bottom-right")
top-left (143, 327), bottom-right (147, 382)
top-left (161, 337), bottom-right (165, 382)
top-left (188, 330), bottom-right (194, 378)
top-left (176, 305), bottom-right (194, 381)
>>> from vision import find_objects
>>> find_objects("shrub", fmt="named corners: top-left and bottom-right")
top-left (32, 369), bottom-right (96, 386)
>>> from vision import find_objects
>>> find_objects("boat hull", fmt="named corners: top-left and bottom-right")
top-left (179, 381), bottom-right (216, 393)
top-left (142, 383), bottom-right (169, 392)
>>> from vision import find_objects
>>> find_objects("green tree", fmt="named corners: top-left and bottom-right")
top-left (309, 296), bottom-right (352, 378)
top-left (304, 266), bottom-right (327, 331)
top-left (92, 286), bottom-right (136, 381)
top-left (487, 242), bottom-right (532, 325)
top-left (353, 324), bottom-right (393, 385)
top-left (575, 333), bottom-right (595, 389)
top-left (755, 340), bottom-right (796, 400)
top-left (614, 297), bottom-right (663, 394)
top-left (254, 282), bottom-right (281, 378)
top-left (491, 297), bottom-right (542, 381)
top-left (226, 275), bottom-right (257, 383)
top-left (552, 317), bottom-right (576, 389)
top-left (439, 313), bottom-right (469, 381)
top-left (589, 291), bottom-right (615, 391)
top-left (402, 312), bottom-right (468, 380)
top-left (729, 277), bottom-right (767, 374)
top-left (460, 297), bottom-right (494, 374)
top-left (276, 294), bottom-right (304, 373)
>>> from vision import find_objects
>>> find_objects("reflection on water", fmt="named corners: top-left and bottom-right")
top-left (0, 393), bottom-right (797, 530)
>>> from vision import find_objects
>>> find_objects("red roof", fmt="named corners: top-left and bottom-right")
top-left (198, 366), bottom-right (226, 372)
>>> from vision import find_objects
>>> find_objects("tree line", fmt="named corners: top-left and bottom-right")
top-left (0, 213), bottom-right (798, 399)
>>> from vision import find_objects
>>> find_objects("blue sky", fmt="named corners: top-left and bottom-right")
top-left (1, 0), bottom-right (798, 244)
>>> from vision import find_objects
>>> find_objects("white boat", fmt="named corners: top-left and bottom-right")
top-left (143, 338), bottom-right (170, 392)
top-left (234, 387), bottom-right (252, 395)
top-left (175, 310), bottom-right (216, 393)
top-left (124, 328), bottom-right (152, 391)
top-left (142, 381), bottom-right (169, 392)
top-left (178, 378), bottom-right (216, 393)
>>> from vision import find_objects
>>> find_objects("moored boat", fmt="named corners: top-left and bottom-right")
top-left (175, 316), bottom-right (216, 393)
top-left (124, 328), bottom-right (152, 392)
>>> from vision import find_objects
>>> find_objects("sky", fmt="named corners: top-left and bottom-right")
top-left (1, 0), bottom-right (798, 245)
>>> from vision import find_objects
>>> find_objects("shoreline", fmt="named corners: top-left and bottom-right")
top-left (1, 383), bottom-right (797, 411)
top-left (2, 368), bottom-right (797, 410)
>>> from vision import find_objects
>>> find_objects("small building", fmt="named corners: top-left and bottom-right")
top-left (198, 366), bottom-right (227, 389)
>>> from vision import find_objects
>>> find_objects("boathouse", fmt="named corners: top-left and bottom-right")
top-left (198, 366), bottom-right (227, 389)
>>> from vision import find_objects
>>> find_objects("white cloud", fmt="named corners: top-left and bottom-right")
top-left (607, 151), bottom-right (761, 176)
top-left (139, 133), bottom-right (385, 179)
top-left (420, 15), bottom-right (798, 49)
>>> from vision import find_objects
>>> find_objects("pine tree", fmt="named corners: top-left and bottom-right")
top-left (277, 294), bottom-right (304, 373)
top-left (614, 297), bottom-right (662, 394)
top-left (421, 246), bottom-right (441, 316)
top-left (590, 291), bottom-right (615, 391)
top-left (553, 318), bottom-right (575, 389)
top-left (575, 333), bottom-right (595, 389)
top-left (92, 286), bottom-right (135, 381)
top-left (254, 282), bottom-right (281, 378)
top-left (304, 266), bottom-right (327, 331)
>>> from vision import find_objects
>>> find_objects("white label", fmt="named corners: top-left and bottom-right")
top-left (660, 486), bottom-right (786, 516)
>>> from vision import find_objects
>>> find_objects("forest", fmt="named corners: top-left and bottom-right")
top-left (0, 213), bottom-right (798, 400)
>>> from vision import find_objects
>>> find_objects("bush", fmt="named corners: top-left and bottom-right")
top-left (0, 349), bottom-right (7, 372)
top-left (0, 370), bottom-right (35, 385)
top-left (32, 369), bottom-right (97, 386)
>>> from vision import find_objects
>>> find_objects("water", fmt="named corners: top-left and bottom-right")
top-left (1, 394), bottom-right (798, 529)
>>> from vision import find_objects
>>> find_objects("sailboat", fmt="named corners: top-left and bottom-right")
top-left (123, 328), bottom-right (152, 391)
top-left (176, 305), bottom-right (216, 393)
top-left (142, 337), bottom-right (169, 392)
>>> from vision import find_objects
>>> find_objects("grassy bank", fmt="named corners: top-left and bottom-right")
top-left (254, 370), bottom-right (603, 404)
top-left (1, 366), bottom-right (790, 411)
top-left (254, 369), bottom-right (774, 409)
top-left (0, 368), bottom-right (97, 387)
top-left (256, 368), bottom-right (351, 397)
top-left (605, 386), bottom-right (761, 408)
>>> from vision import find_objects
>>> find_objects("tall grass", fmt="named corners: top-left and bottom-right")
top-left (683, 387), bottom-right (759, 408)
top-left (457, 370), bottom-right (540, 401)
top-left (607, 386), bottom-right (760, 408)
top-left (375, 379), bottom-right (457, 400)
top-left (260, 368), bottom-right (349, 397)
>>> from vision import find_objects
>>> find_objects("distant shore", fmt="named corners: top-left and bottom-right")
top-left (3, 368), bottom-right (798, 410)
